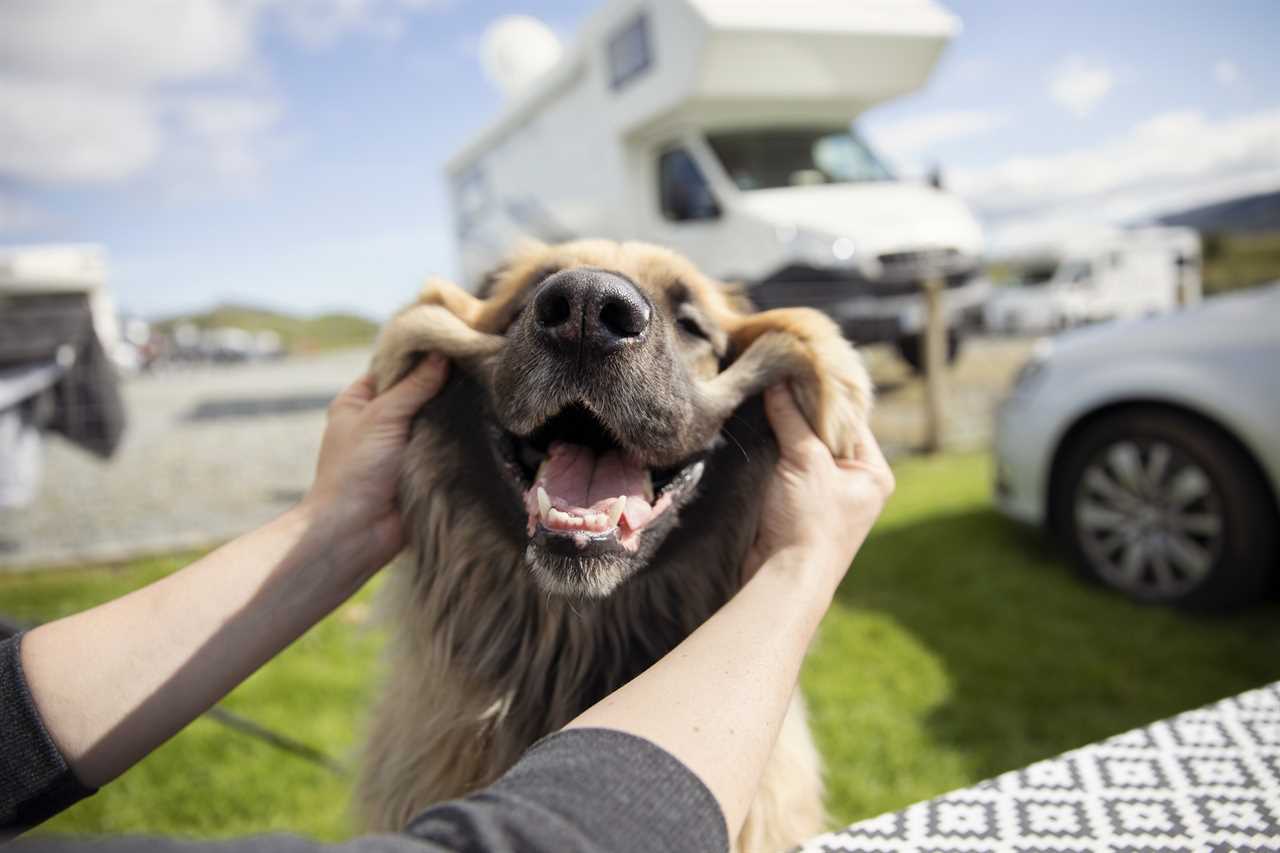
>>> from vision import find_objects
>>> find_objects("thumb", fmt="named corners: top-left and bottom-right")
top-left (763, 383), bottom-right (820, 453)
top-left (376, 353), bottom-right (449, 420)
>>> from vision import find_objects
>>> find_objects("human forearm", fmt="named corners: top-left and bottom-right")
top-left (18, 359), bottom-right (450, 790)
top-left (19, 502), bottom-right (386, 787)
top-left (565, 547), bottom-right (834, 842)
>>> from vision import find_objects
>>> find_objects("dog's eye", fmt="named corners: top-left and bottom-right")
top-left (677, 316), bottom-right (709, 341)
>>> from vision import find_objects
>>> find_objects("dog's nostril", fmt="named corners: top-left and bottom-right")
top-left (599, 296), bottom-right (649, 339)
top-left (536, 291), bottom-right (572, 328)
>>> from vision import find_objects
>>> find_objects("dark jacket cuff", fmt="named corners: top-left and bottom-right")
top-left (1, 633), bottom-right (97, 834)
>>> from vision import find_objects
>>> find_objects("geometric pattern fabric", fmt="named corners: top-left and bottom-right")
top-left (798, 681), bottom-right (1280, 853)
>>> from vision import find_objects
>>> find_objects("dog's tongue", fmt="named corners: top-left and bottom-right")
top-left (526, 440), bottom-right (675, 548)
top-left (538, 441), bottom-right (651, 523)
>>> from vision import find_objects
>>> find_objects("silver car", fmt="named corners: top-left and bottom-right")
top-left (994, 283), bottom-right (1280, 609)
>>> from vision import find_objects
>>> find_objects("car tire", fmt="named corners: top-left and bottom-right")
top-left (1051, 408), bottom-right (1277, 610)
top-left (896, 329), bottom-right (961, 372)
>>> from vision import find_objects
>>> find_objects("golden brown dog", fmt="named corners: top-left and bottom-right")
top-left (357, 240), bottom-right (871, 852)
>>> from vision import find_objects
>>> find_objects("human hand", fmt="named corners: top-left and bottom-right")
top-left (744, 384), bottom-right (895, 594)
top-left (302, 354), bottom-right (449, 568)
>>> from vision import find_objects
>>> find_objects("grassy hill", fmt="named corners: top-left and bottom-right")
top-left (156, 304), bottom-right (379, 353)
top-left (1154, 190), bottom-right (1280, 296)
top-left (1202, 230), bottom-right (1280, 296)
top-left (1159, 189), bottom-right (1280, 234)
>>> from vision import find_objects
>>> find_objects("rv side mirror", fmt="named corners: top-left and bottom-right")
top-left (927, 165), bottom-right (945, 190)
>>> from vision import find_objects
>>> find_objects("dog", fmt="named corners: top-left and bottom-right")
top-left (357, 239), bottom-right (872, 853)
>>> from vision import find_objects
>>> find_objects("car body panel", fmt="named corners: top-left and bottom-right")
top-left (994, 283), bottom-right (1280, 527)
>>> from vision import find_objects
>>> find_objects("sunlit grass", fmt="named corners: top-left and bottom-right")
top-left (804, 452), bottom-right (1280, 825)
top-left (5, 452), bottom-right (1278, 839)
top-left (3, 554), bottom-right (385, 841)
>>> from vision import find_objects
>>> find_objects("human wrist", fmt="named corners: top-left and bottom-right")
top-left (752, 544), bottom-right (843, 620)
top-left (278, 501), bottom-right (391, 594)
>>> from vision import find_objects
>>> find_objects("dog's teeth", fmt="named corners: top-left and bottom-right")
top-left (548, 508), bottom-right (568, 526)
top-left (642, 472), bottom-right (654, 502)
top-left (537, 487), bottom-right (551, 520)
top-left (606, 497), bottom-right (625, 528)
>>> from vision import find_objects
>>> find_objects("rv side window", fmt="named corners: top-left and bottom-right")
top-left (658, 149), bottom-right (720, 222)
top-left (608, 13), bottom-right (652, 90)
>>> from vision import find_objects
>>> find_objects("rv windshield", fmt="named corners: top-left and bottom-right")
top-left (707, 129), bottom-right (894, 191)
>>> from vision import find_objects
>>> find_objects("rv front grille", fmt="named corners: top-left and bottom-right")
top-left (749, 263), bottom-right (977, 311)
top-left (876, 248), bottom-right (970, 281)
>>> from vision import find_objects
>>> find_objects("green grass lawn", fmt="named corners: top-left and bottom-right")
top-left (6, 452), bottom-right (1279, 840)
top-left (803, 453), bottom-right (1280, 825)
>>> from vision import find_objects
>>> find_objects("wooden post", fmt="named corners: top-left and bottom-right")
top-left (922, 275), bottom-right (946, 454)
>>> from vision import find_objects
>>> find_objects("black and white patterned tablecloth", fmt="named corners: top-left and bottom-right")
top-left (799, 681), bottom-right (1280, 853)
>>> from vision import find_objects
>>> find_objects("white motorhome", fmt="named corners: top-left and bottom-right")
top-left (984, 227), bottom-right (1203, 334)
top-left (447, 0), bottom-right (988, 368)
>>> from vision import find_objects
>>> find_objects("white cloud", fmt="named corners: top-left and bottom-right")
top-left (479, 15), bottom-right (564, 97)
top-left (271, 0), bottom-right (450, 47)
top-left (0, 0), bottom-right (256, 86)
top-left (0, 78), bottom-right (159, 184)
top-left (953, 108), bottom-right (1280, 245)
top-left (1049, 57), bottom-right (1114, 118)
top-left (169, 94), bottom-right (284, 182)
top-left (867, 110), bottom-right (1008, 161)
top-left (1214, 60), bottom-right (1241, 86)
top-left (0, 0), bottom-right (444, 189)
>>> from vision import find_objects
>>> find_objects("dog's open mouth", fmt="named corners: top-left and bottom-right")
top-left (498, 403), bottom-right (705, 556)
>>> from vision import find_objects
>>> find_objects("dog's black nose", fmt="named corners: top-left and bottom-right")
top-left (533, 268), bottom-right (651, 355)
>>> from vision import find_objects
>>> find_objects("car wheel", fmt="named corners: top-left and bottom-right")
top-left (896, 329), bottom-right (961, 372)
top-left (1051, 408), bottom-right (1277, 609)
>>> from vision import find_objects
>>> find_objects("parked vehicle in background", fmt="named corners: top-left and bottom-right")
top-left (993, 283), bottom-right (1280, 609)
top-left (447, 0), bottom-right (989, 369)
top-left (984, 227), bottom-right (1202, 335)
top-left (0, 244), bottom-right (128, 508)
top-left (0, 244), bottom-right (125, 365)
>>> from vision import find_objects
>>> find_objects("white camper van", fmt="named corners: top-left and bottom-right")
top-left (447, 0), bottom-right (989, 368)
top-left (983, 227), bottom-right (1203, 334)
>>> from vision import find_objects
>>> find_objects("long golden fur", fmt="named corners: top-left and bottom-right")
top-left (358, 240), bottom-right (871, 852)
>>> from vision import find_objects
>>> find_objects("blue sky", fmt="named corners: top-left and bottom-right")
top-left (2, 0), bottom-right (1278, 319)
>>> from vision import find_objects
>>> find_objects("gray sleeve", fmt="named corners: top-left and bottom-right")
top-left (0, 633), bottom-right (97, 834)
top-left (406, 728), bottom-right (728, 853)
top-left (8, 729), bottom-right (728, 853)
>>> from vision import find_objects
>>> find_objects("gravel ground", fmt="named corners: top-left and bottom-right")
top-left (866, 334), bottom-right (1036, 452)
top-left (0, 349), bottom-right (371, 571)
top-left (0, 336), bottom-right (1035, 572)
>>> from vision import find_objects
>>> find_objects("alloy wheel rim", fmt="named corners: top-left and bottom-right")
top-left (1074, 439), bottom-right (1224, 599)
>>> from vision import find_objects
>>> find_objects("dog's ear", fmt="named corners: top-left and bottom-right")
top-left (700, 299), bottom-right (872, 459)
top-left (370, 276), bottom-right (506, 393)
top-left (370, 242), bottom-right (557, 392)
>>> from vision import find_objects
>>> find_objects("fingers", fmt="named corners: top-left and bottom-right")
top-left (764, 384), bottom-right (827, 462)
top-left (325, 371), bottom-right (373, 414)
top-left (840, 419), bottom-right (895, 496)
top-left (374, 353), bottom-right (450, 420)
top-left (851, 419), bottom-right (888, 472)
